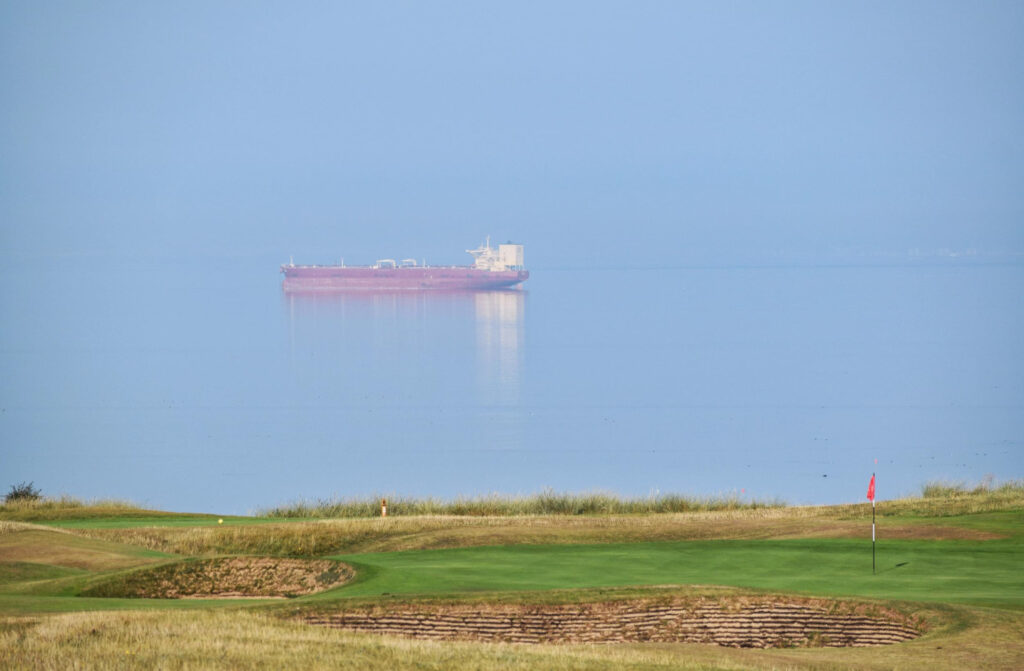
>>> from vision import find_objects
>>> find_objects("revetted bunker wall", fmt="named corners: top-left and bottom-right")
top-left (306, 598), bottom-right (921, 648)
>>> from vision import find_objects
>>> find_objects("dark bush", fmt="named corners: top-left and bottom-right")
top-left (5, 481), bottom-right (42, 503)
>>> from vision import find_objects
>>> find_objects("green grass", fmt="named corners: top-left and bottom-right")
top-left (3, 484), bottom-right (1024, 668)
top-left (326, 537), bottom-right (1024, 608)
top-left (0, 562), bottom-right (84, 585)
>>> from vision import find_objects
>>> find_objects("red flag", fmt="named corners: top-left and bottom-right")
top-left (866, 474), bottom-right (876, 501)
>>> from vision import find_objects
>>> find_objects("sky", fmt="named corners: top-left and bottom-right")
top-left (2, 1), bottom-right (1022, 269)
top-left (1, 3), bottom-right (1023, 509)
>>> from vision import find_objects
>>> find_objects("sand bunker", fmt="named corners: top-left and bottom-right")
top-left (305, 596), bottom-right (921, 648)
top-left (84, 557), bottom-right (354, 598)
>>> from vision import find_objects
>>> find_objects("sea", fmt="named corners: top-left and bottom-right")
top-left (2, 255), bottom-right (1021, 514)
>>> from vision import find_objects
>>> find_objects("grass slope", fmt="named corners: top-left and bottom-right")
top-left (60, 509), bottom-right (1007, 559)
top-left (0, 526), bottom-right (171, 571)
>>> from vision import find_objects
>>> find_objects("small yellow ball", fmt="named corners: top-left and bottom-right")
top-left (217, 519), bottom-right (223, 524)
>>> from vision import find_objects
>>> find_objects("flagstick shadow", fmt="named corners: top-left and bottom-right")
top-left (876, 561), bottom-right (910, 574)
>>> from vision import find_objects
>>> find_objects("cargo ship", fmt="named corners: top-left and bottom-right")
top-left (281, 238), bottom-right (528, 292)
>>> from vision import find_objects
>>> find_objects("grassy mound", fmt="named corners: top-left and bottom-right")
top-left (0, 496), bottom-right (163, 523)
top-left (0, 525), bottom-right (170, 572)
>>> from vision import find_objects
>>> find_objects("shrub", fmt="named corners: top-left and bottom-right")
top-left (4, 481), bottom-right (42, 503)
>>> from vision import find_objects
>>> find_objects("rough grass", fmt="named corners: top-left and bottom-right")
top-left (1, 605), bottom-right (1022, 670)
top-left (0, 609), bottom-right (721, 670)
top-left (260, 490), bottom-right (785, 518)
top-left (3, 481), bottom-right (1020, 527)
top-left (0, 496), bottom-right (157, 523)
top-left (0, 526), bottom-right (171, 571)
top-left (799, 481), bottom-right (1024, 520)
top-left (71, 505), bottom-right (1007, 559)
top-left (39, 516), bottom-right (280, 530)
top-left (921, 478), bottom-right (1023, 499)
top-left (260, 481), bottom-right (1024, 519)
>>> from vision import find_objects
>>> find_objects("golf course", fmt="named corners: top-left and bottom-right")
top-left (2, 483), bottom-right (1022, 669)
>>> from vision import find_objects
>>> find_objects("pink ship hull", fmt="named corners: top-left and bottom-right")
top-left (281, 265), bottom-right (529, 292)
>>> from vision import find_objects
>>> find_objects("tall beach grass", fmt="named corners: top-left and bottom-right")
top-left (258, 479), bottom-right (1024, 523)
top-left (910, 477), bottom-right (1024, 515)
top-left (0, 495), bottom-right (143, 521)
top-left (259, 489), bottom-right (785, 519)
top-left (920, 476), bottom-right (1022, 499)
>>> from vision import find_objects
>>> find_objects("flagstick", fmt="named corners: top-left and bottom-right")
top-left (872, 472), bottom-right (876, 575)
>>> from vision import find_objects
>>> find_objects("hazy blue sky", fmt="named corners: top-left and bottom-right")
top-left (2, 3), bottom-right (1023, 509)
top-left (2, 1), bottom-right (1022, 268)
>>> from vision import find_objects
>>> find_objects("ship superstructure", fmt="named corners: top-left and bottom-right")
top-left (281, 238), bottom-right (528, 292)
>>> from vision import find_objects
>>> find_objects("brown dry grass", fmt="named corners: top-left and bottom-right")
top-left (262, 481), bottom-right (1023, 519)
top-left (72, 507), bottom-right (1001, 558)
top-left (2, 603), bottom-right (1022, 670)
top-left (0, 497), bottom-right (148, 522)
top-left (0, 528), bottom-right (168, 571)
top-left (0, 610), bottom-right (703, 670)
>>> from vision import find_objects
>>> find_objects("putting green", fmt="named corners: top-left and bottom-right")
top-left (326, 538), bottom-right (1024, 608)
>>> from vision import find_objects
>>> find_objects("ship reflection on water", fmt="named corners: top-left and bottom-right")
top-left (284, 289), bottom-right (524, 406)
top-left (474, 291), bottom-right (524, 405)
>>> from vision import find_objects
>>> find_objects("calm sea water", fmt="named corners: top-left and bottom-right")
top-left (2, 256), bottom-right (1021, 514)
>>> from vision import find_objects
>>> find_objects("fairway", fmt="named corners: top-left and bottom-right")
top-left (330, 537), bottom-right (1024, 607)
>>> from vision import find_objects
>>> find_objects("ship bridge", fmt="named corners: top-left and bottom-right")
top-left (467, 237), bottom-right (525, 271)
